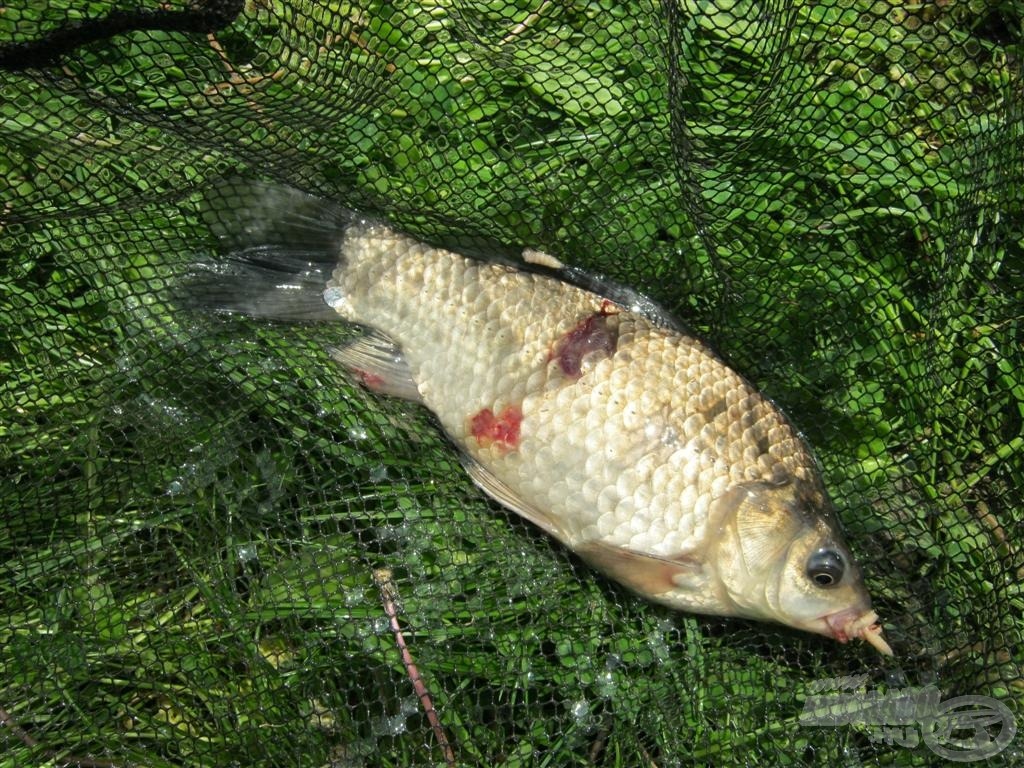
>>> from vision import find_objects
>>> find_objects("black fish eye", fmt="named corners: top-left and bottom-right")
top-left (807, 548), bottom-right (844, 588)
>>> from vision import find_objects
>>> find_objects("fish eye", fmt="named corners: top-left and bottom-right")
top-left (806, 548), bottom-right (844, 588)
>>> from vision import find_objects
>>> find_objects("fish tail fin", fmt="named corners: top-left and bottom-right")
top-left (182, 179), bottom-right (357, 321)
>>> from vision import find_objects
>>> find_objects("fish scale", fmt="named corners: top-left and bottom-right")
top-left (196, 182), bottom-right (892, 654)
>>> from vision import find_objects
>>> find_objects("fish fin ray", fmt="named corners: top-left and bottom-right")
top-left (185, 247), bottom-right (339, 320)
top-left (575, 541), bottom-right (703, 596)
top-left (461, 457), bottom-right (569, 541)
top-left (328, 332), bottom-right (423, 402)
top-left (181, 179), bottom-right (362, 321)
top-left (201, 178), bottom-right (357, 250)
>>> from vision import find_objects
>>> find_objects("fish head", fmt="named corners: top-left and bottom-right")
top-left (709, 479), bottom-right (892, 654)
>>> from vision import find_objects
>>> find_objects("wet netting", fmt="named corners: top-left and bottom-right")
top-left (2, 1), bottom-right (1023, 766)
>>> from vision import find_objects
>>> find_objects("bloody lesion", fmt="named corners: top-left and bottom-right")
top-left (470, 405), bottom-right (523, 450)
top-left (351, 368), bottom-right (387, 390)
top-left (550, 306), bottom-right (620, 379)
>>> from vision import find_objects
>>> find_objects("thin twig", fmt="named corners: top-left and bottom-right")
top-left (587, 724), bottom-right (608, 764)
top-left (0, 705), bottom-right (39, 748)
top-left (372, 568), bottom-right (456, 767)
top-left (639, 743), bottom-right (661, 768)
top-left (0, 705), bottom-right (119, 768)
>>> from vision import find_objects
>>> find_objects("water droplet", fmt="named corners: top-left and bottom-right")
top-left (348, 425), bottom-right (368, 441)
top-left (237, 544), bottom-right (258, 562)
top-left (166, 479), bottom-right (183, 496)
top-left (368, 465), bottom-right (388, 483)
top-left (596, 670), bottom-right (617, 698)
top-left (323, 287), bottom-right (346, 309)
top-left (570, 699), bottom-right (589, 722)
top-left (372, 714), bottom-right (407, 736)
top-left (399, 697), bottom-right (419, 716)
top-left (646, 630), bottom-right (671, 663)
top-left (376, 524), bottom-right (400, 542)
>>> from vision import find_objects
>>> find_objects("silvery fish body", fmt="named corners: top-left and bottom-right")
top-left (195, 182), bottom-right (891, 654)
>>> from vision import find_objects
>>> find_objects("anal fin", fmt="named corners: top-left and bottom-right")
top-left (328, 332), bottom-right (423, 402)
top-left (461, 456), bottom-right (570, 543)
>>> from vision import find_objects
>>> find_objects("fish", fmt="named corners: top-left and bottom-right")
top-left (188, 179), bottom-right (893, 656)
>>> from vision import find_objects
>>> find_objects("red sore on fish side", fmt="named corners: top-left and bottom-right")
top-left (470, 405), bottom-right (523, 450)
top-left (352, 368), bottom-right (387, 390)
top-left (551, 309), bottom-right (618, 379)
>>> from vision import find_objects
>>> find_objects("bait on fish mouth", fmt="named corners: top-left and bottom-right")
top-left (189, 179), bottom-right (893, 656)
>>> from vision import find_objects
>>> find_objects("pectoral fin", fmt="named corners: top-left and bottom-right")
top-left (575, 541), bottom-right (703, 597)
top-left (461, 457), bottom-right (570, 542)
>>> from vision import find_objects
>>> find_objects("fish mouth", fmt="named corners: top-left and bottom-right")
top-left (815, 608), bottom-right (893, 656)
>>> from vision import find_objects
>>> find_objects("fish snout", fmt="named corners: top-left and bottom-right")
top-left (822, 608), bottom-right (893, 656)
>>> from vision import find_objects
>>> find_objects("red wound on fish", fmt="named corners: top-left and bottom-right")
top-left (551, 310), bottom-right (619, 379)
top-left (470, 405), bottom-right (522, 450)
top-left (352, 368), bottom-right (387, 390)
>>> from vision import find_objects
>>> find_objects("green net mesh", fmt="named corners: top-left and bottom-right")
top-left (2, 1), bottom-right (1022, 765)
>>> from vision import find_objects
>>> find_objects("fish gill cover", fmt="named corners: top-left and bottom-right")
top-left (0, 1), bottom-right (1022, 766)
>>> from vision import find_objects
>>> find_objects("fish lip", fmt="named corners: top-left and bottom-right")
top-left (815, 608), bottom-right (894, 656)
top-left (820, 608), bottom-right (864, 642)
top-left (798, 607), bottom-right (871, 642)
